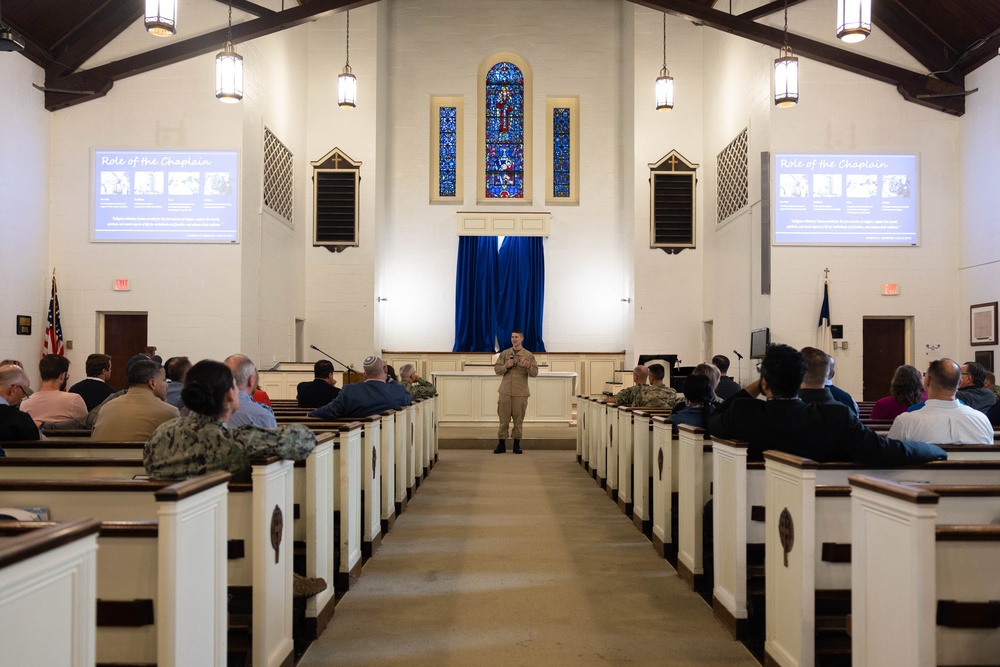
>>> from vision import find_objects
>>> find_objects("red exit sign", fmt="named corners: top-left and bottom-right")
top-left (881, 283), bottom-right (899, 296)
top-left (114, 279), bottom-right (130, 291)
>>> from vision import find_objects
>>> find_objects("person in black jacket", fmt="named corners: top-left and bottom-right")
top-left (0, 364), bottom-right (41, 450)
top-left (707, 343), bottom-right (946, 465)
top-left (297, 359), bottom-right (341, 408)
top-left (68, 353), bottom-right (116, 411)
top-left (712, 354), bottom-right (742, 400)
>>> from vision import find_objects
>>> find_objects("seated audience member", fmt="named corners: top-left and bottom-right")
top-left (224, 354), bottom-right (277, 429)
top-left (671, 373), bottom-right (715, 433)
top-left (0, 360), bottom-right (32, 397)
top-left (399, 364), bottom-right (438, 399)
top-left (712, 354), bottom-right (742, 400)
top-left (613, 365), bottom-right (649, 405)
top-left (144, 359), bottom-right (315, 481)
top-left (385, 364), bottom-right (399, 383)
top-left (38, 354), bottom-right (152, 431)
top-left (870, 365), bottom-right (926, 420)
top-left (888, 359), bottom-right (995, 445)
top-left (164, 356), bottom-right (191, 410)
top-left (308, 355), bottom-right (412, 420)
top-left (707, 343), bottom-right (946, 464)
top-left (297, 360), bottom-right (341, 408)
top-left (634, 364), bottom-right (676, 408)
top-left (0, 364), bottom-right (40, 445)
top-left (68, 354), bottom-right (116, 411)
top-left (825, 355), bottom-right (859, 416)
top-left (252, 383), bottom-right (272, 407)
top-left (956, 361), bottom-right (997, 413)
top-left (986, 371), bottom-right (1000, 402)
top-left (988, 399), bottom-right (1000, 428)
top-left (92, 359), bottom-right (179, 440)
top-left (799, 347), bottom-right (839, 406)
top-left (20, 354), bottom-right (88, 422)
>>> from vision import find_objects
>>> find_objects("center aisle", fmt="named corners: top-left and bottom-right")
top-left (299, 450), bottom-right (758, 666)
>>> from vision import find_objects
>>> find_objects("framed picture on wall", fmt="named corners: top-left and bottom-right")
top-left (970, 302), bottom-right (998, 346)
top-left (974, 350), bottom-right (994, 372)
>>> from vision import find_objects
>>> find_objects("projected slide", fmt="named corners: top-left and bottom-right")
top-left (93, 150), bottom-right (239, 242)
top-left (773, 153), bottom-right (918, 246)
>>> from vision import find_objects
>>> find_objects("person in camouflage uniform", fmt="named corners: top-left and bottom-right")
top-left (144, 359), bottom-right (315, 481)
top-left (633, 364), bottom-right (677, 408)
top-left (613, 365), bottom-right (649, 405)
top-left (399, 364), bottom-right (437, 400)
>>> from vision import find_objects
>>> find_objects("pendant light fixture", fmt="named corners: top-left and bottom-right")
top-left (836, 0), bottom-right (871, 43)
top-left (215, 0), bottom-right (243, 103)
top-left (0, 0), bottom-right (25, 52)
top-left (144, 0), bottom-right (177, 37)
top-left (338, 10), bottom-right (357, 108)
top-left (655, 12), bottom-right (674, 112)
top-left (773, 0), bottom-right (799, 107)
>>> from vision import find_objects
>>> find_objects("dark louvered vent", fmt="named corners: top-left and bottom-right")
top-left (649, 150), bottom-right (699, 255)
top-left (311, 148), bottom-right (361, 253)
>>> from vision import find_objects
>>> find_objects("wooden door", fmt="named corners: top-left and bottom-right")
top-left (103, 314), bottom-right (148, 391)
top-left (862, 319), bottom-right (906, 401)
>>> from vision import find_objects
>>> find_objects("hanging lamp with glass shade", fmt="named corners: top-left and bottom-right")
top-left (774, 1), bottom-right (799, 107)
top-left (144, 0), bottom-right (177, 37)
top-left (836, 0), bottom-right (871, 43)
top-left (338, 10), bottom-right (356, 108)
top-left (655, 12), bottom-right (674, 111)
top-left (215, 0), bottom-right (243, 103)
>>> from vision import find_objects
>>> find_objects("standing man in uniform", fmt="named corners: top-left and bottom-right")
top-left (494, 329), bottom-right (538, 454)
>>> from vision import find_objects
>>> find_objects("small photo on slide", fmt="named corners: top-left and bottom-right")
top-left (881, 175), bottom-right (910, 198)
top-left (204, 172), bottom-right (232, 195)
top-left (134, 171), bottom-right (164, 195)
top-left (845, 174), bottom-right (877, 198)
top-left (100, 171), bottom-right (131, 195)
top-left (779, 174), bottom-right (809, 197)
top-left (812, 174), bottom-right (842, 197)
top-left (168, 172), bottom-right (201, 196)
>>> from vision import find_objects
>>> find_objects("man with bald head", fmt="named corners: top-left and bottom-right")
top-left (308, 355), bottom-right (412, 420)
top-left (888, 359), bottom-right (994, 444)
top-left (612, 365), bottom-right (649, 406)
top-left (224, 354), bottom-right (277, 429)
top-left (0, 365), bottom-right (40, 447)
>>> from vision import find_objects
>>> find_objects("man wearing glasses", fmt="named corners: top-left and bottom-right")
top-left (956, 361), bottom-right (998, 414)
top-left (0, 364), bottom-right (41, 448)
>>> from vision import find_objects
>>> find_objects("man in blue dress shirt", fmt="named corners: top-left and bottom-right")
top-left (308, 355), bottom-right (411, 420)
top-left (224, 354), bottom-right (276, 428)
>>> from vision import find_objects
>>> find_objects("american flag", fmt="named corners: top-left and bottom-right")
top-left (44, 271), bottom-right (65, 356)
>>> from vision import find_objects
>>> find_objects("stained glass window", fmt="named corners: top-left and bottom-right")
top-left (439, 107), bottom-right (457, 197)
top-left (485, 62), bottom-right (524, 199)
top-left (552, 108), bottom-right (570, 198)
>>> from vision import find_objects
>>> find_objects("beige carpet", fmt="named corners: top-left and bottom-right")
top-left (298, 450), bottom-right (758, 667)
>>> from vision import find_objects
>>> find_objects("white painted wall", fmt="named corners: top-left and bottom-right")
top-left (0, 54), bottom-right (49, 383)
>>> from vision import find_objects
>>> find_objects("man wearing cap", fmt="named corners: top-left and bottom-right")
top-left (308, 355), bottom-right (412, 420)
top-left (494, 329), bottom-right (539, 454)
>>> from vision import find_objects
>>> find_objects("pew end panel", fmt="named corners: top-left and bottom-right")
top-left (676, 425), bottom-right (711, 590)
top-left (711, 437), bottom-right (750, 639)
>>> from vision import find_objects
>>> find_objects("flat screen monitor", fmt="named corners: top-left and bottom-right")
top-left (92, 149), bottom-right (239, 243)
top-left (750, 328), bottom-right (770, 360)
top-left (773, 152), bottom-right (918, 246)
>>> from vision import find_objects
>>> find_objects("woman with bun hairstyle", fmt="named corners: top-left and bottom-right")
top-left (144, 359), bottom-right (315, 480)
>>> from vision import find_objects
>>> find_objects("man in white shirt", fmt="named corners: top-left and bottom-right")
top-left (888, 358), bottom-right (995, 445)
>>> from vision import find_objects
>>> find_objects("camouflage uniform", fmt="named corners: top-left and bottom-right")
top-left (613, 383), bottom-right (645, 406)
top-left (633, 383), bottom-right (678, 408)
top-left (143, 412), bottom-right (316, 481)
top-left (403, 378), bottom-right (437, 400)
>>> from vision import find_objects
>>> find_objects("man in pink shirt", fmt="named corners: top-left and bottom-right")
top-left (19, 354), bottom-right (88, 423)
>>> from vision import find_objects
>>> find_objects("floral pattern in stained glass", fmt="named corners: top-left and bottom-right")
top-left (553, 107), bottom-right (570, 198)
top-left (485, 62), bottom-right (524, 199)
top-left (439, 107), bottom-right (457, 197)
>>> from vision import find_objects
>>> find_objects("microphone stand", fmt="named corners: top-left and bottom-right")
top-left (733, 349), bottom-right (744, 386)
top-left (310, 344), bottom-right (356, 384)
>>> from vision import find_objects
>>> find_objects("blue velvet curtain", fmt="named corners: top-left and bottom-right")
top-left (452, 236), bottom-right (499, 352)
top-left (496, 236), bottom-right (546, 352)
top-left (453, 236), bottom-right (546, 353)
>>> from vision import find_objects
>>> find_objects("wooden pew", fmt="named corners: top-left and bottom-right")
top-left (764, 452), bottom-right (1000, 667)
top-left (0, 463), bottom-right (291, 667)
top-left (850, 475), bottom-right (1000, 667)
top-left (3, 438), bottom-right (145, 458)
top-left (650, 416), bottom-right (678, 561)
top-left (576, 394), bottom-right (589, 466)
top-left (676, 424), bottom-right (713, 591)
top-left (0, 473), bottom-right (231, 666)
top-left (0, 518), bottom-right (101, 667)
top-left (617, 407), bottom-right (673, 519)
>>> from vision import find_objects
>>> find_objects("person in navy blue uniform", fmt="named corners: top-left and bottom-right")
top-left (308, 356), bottom-right (411, 420)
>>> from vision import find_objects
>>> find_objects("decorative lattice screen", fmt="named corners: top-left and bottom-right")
top-left (716, 127), bottom-right (748, 224)
top-left (263, 127), bottom-right (293, 224)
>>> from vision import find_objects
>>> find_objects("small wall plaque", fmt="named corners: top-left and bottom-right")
top-left (16, 316), bottom-right (31, 335)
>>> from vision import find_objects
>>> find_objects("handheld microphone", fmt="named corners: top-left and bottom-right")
top-left (733, 349), bottom-right (744, 360)
top-left (509, 351), bottom-right (515, 359)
